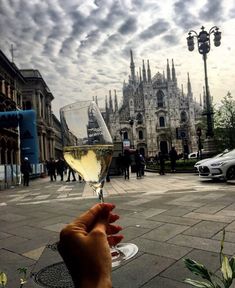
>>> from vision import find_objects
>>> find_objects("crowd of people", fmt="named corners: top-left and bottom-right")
top-left (45, 157), bottom-right (82, 183)
top-left (116, 149), bottom-right (146, 180)
top-left (20, 146), bottom-right (179, 187)
top-left (116, 146), bottom-right (179, 178)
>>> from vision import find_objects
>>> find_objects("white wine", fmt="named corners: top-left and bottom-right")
top-left (63, 145), bottom-right (113, 185)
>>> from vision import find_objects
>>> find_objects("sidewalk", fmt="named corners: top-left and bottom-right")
top-left (1, 172), bottom-right (235, 287)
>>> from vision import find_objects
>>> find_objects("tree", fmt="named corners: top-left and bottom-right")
top-left (214, 92), bottom-right (235, 150)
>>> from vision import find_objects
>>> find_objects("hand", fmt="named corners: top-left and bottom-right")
top-left (58, 203), bottom-right (123, 288)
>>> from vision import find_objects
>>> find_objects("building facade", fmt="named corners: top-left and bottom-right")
top-left (0, 50), bottom-right (61, 165)
top-left (105, 50), bottom-right (202, 157)
top-left (0, 50), bottom-right (25, 164)
top-left (20, 69), bottom-right (55, 162)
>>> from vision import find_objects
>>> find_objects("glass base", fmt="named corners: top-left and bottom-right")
top-left (111, 243), bottom-right (138, 268)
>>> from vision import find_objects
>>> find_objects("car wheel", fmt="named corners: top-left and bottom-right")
top-left (226, 166), bottom-right (235, 180)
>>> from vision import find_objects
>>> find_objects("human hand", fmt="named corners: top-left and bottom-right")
top-left (58, 203), bottom-right (123, 288)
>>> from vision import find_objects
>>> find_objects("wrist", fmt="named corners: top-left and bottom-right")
top-left (78, 276), bottom-right (112, 288)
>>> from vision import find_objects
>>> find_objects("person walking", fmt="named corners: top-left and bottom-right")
top-left (158, 151), bottom-right (165, 175)
top-left (66, 167), bottom-right (76, 182)
top-left (169, 146), bottom-right (178, 172)
top-left (56, 157), bottom-right (65, 181)
top-left (21, 157), bottom-right (32, 186)
top-left (47, 158), bottom-right (57, 181)
top-left (139, 154), bottom-right (146, 176)
top-left (116, 153), bottom-right (124, 176)
top-left (134, 149), bottom-right (142, 179)
top-left (122, 150), bottom-right (131, 180)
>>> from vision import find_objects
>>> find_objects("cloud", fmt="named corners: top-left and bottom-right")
top-left (173, 0), bottom-right (199, 29)
top-left (118, 17), bottom-right (138, 35)
top-left (199, 0), bottom-right (224, 22)
top-left (162, 34), bottom-right (179, 45)
top-left (139, 19), bottom-right (170, 40)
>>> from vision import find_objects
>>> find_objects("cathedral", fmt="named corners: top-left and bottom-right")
top-left (104, 50), bottom-right (202, 158)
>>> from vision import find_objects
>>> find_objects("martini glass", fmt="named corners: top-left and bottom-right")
top-left (60, 100), bottom-right (138, 267)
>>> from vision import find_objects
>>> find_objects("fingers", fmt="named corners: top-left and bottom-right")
top-left (106, 224), bottom-right (122, 235)
top-left (109, 213), bottom-right (119, 223)
top-left (108, 235), bottom-right (124, 246)
top-left (73, 203), bottom-right (115, 230)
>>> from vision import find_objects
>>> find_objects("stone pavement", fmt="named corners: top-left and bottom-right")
top-left (1, 172), bottom-right (235, 287)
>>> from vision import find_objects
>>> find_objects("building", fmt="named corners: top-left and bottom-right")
top-left (0, 49), bottom-right (62, 165)
top-left (19, 69), bottom-right (56, 162)
top-left (0, 50), bottom-right (25, 164)
top-left (105, 50), bottom-right (202, 157)
top-left (52, 114), bottom-right (63, 159)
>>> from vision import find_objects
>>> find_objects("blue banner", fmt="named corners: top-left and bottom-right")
top-left (0, 110), bottom-right (39, 164)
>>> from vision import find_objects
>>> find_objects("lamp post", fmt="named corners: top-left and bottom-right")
top-left (128, 119), bottom-right (134, 148)
top-left (187, 26), bottom-right (221, 154)
top-left (196, 127), bottom-right (202, 159)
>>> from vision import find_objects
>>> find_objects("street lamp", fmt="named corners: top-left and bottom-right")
top-left (196, 127), bottom-right (202, 159)
top-left (128, 118), bottom-right (134, 148)
top-left (187, 26), bottom-right (221, 153)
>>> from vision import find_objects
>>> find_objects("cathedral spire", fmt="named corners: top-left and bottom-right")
top-left (109, 90), bottom-right (113, 112)
top-left (114, 90), bottom-right (118, 112)
top-left (163, 70), bottom-right (165, 81)
top-left (130, 49), bottom-right (136, 84)
top-left (167, 59), bottom-right (171, 81)
top-left (181, 84), bottom-right (184, 97)
top-left (105, 95), bottom-right (108, 111)
top-left (142, 60), bottom-right (147, 82)
top-left (147, 59), bottom-right (151, 83)
top-left (187, 72), bottom-right (192, 95)
top-left (139, 67), bottom-right (142, 82)
top-left (200, 93), bottom-right (202, 106)
top-left (172, 59), bottom-right (176, 82)
top-left (95, 95), bottom-right (98, 106)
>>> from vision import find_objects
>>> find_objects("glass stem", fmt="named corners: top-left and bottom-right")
top-left (99, 188), bottom-right (104, 203)
top-left (98, 180), bottom-right (105, 203)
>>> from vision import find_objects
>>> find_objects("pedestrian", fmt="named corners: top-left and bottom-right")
top-left (123, 150), bottom-right (131, 180)
top-left (47, 158), bottom-right (57, 181)
top-left (116, 153), bottom-right (124, 176)
top-left (56, 157), bottom-right (65, 181)
top-left (134, 149), bottom-right (142, 179)
top-left (21, 157), bottom-right (32, 186)
top-left (139, 154), bottom-right (146, 176)
top-left (158, 151), bottom-right (165, 175)
top-left (169, 146), bottom-right (178, 172)
top-left (66, 167), bottom-right (76, 182)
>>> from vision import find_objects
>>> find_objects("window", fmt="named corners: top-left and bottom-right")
top-left (159, 116), bottom-right (165, 127)
top-left (157, 91), bottom-right (164, 107)
top-left (181, 111), bottom-right (187, 122)
top-left (124, 132), bottom-right (128, 140)
top-left (139, 130), bottom-right (143, 139)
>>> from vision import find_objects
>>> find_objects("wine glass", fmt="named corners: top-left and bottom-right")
top-left (60, 100), bottom-right (138, 267)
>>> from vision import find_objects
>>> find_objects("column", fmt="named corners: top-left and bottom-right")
top-left (5, 149), bottom-right (8, 165)
top-left (1, 80), bottom-right (6, 95)
top-left (40, 134), bottom-right (44, 162)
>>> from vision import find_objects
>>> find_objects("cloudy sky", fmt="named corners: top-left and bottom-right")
top-left (1, 0), bottom-right (235, 117)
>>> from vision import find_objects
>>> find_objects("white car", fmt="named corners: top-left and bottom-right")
top-left (194, 150), bottom-right (229, 172)
top-left (198, 149), bottom-right (235, 181)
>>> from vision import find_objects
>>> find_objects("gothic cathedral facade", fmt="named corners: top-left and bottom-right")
top-left (105, 50), bottom-right (202, 158)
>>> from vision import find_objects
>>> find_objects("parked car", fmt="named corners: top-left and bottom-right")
top-left (194, 149), bottom-right (229, 172)
top-left (198, 149), bottom-right (235, 181)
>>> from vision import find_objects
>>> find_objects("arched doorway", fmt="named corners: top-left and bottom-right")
top-left (139, 147), bottom-right (145, 157)
top-left (160, 141), bottom-right (168, 155)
